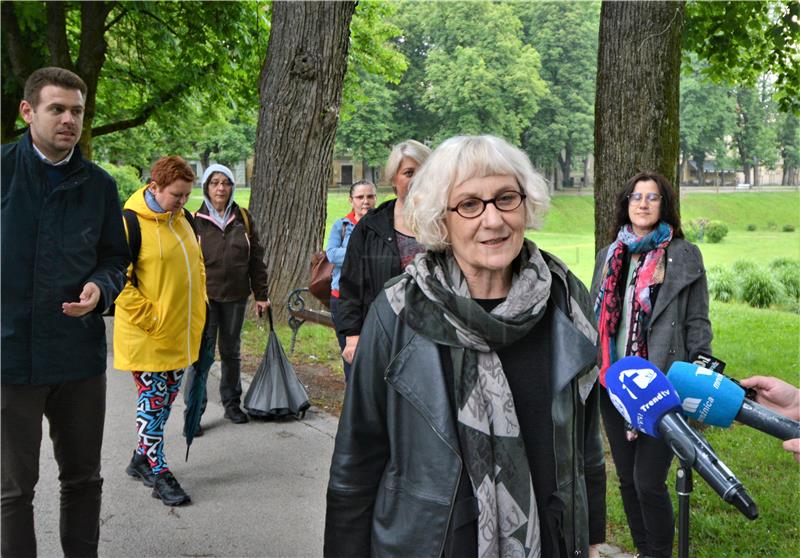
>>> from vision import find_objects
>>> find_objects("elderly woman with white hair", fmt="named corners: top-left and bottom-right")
top-left (337, 139), bottom-right (431, 367)
top-left (324, 135), bottom-right (605, 558)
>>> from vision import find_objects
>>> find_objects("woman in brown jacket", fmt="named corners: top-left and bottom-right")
top-left (184, 164), bottom-right (269, 428)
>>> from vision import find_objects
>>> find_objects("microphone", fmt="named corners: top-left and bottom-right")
top-left (606, 356), bottom-right (758, 520)
top-left (667, 361), bottom-right (800, 441)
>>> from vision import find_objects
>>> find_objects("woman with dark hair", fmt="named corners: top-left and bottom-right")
top-left (326, 180), bottom-right (377, 380)
top-left (590, 171), bottom-right (712, 558)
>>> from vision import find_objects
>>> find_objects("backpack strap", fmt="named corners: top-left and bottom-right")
top-left (239, 206), bottom-right (251, 236)
top-left (183, 207), bottom-right (198, 237)
top-left (122, 209), bottom-right (142, 287)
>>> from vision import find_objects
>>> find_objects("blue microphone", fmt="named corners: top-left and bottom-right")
top-left (668, 361), bottom-right (800, 441)
top-left (606, 356), bottom-right (758, 520)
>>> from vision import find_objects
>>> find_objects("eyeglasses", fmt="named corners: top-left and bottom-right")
top-left (209, 180), bottom-right (233, 188)
top-left (447, 191), bottom-right (526, 219)
top-left (627, 192), bottom-right (661, 205)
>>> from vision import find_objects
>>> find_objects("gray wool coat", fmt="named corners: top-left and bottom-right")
top-left (590, 237), bottom-right (713, 374)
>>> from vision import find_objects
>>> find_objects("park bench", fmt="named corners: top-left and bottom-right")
top-left (287, 288), bottom-right (334, 353)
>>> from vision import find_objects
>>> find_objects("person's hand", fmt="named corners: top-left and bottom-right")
top-left (255, 299), bottom-right (271, 317)
top-left (588, 544), bottom-right (601, 558)
top-left (342, 335), bottom-right (359, 364)
top-left (783, 439), bottom-right (800, 463)
top-left (62, 282), bottom-right (101, 317)
top-left (740, 375), bottom-right (800, 421)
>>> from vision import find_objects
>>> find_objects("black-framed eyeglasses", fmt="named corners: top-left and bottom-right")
top-left (447, 191), bottom-right (526, 219)
top-left (627, 192), bottom-right (661, 205)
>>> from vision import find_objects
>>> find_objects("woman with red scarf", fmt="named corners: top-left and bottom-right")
top-left (590, 172), bottom-right (712, 558)
top-left (326, 180), bottom-right (377, 379)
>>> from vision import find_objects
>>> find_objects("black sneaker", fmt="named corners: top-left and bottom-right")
top-left (151, 471), bottom-right (191, 506)
top-left (126, 451), bottom-right (155, 488)
top-left (224, 406), bottom-right (249, 424)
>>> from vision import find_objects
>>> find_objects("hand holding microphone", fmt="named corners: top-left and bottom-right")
top-left (740, 375), bottom-right (800, 462)
top-left (667, 363), bottom-right (800, 442)
top-left (605, 356), bottom-right (758, 519)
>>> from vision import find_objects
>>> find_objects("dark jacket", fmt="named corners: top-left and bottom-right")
top-left (195, 203), bottom-right (269, 302)
top-left (590, 237), bottom-right (712, 372)
top-left (337, 199), bottom-right (402, 337)
top-left (1, 131), bottom-right (129, 385)
top-left (325, 252), bottom-right (606, 558)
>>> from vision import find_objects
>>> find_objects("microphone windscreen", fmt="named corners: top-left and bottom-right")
top-left (667, 361), bottom-right (744, 428)
top-left (605, 356), bottom-right (681, 437)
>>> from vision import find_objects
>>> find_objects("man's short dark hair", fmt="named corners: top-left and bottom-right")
top-left (23, 67), bottom-right (88, 109)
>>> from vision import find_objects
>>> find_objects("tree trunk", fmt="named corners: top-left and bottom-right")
top-left (250, 1), bottom-right (355, 321)
top-left (583, 156), bottom-right (590, 189)
top-left (593, 1), bottom-right (684, 250)
top-left (558, 144), bottom-right (572, 188)
top-left (753, 160), bottom-right (760, 187)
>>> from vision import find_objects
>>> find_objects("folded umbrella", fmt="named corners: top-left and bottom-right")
top-left (184, 310), bottom-right (215, 460)
top-left (244, 306), bottom-right (310, 419)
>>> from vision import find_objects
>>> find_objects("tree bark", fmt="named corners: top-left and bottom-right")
top-left (250, 1), bottom-right (356, 321)
top-left (593, 1), bottom-right (684, 250)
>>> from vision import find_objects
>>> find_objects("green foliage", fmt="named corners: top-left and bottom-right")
top-left (732, 259), bottom-right (758, 276)
top-left (99, 162), bottom-right (142, 204)
top-left (680, 59), bottom-right (737, 180)
top-left (777, 266), bottom-right (800, 300)
top-left (783, 224), bottom-right (796, 232)
top-left (732, 84), bottom-right (780, 172)
top-left (740, 267), bottom-right (781, 308)
top-left (704, 220), bottom-right (729, 243)
top-left (707, 266), bottom-right (738, 302)
top-left (684, 1), bottom-right (800, 113)
top-left (516, 1), bottom-right (600, 169)
top-left (745, 224), bottom-right (757, 231)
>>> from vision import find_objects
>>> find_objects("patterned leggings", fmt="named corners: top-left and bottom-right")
top-left (132, 370), bottom-right (184, 475)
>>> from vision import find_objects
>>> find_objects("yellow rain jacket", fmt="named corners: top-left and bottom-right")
top-left (113, 186), bottom-right (207, 372)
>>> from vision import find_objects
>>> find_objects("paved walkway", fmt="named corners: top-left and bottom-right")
top-left (29, 317), bottom-right (633, 557)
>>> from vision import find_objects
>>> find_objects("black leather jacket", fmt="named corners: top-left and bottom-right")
top-left (325, 253), bottom-right (606, 557)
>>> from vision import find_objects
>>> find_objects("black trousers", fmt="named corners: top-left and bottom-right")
top-left (600, 388), bottom-right (675, 558)
top-left (329, 296), bottom-right (351, 380)
top-left (184, 298), bottom-right (248, 413)
top-left (1, 374), bottom-right (106, 558)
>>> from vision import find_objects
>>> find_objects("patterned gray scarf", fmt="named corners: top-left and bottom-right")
top-left (385, 239), bottom-right (551, 558)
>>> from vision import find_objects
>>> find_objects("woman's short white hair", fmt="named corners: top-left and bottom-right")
top-left (384, 139), bottom-right (431, 186)
top-left (405, 135), bottom-right (549, 251)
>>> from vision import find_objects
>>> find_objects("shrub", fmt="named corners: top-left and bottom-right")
top-left (732, 260), bottom-right (758, 276)
top-left (745, 224), bottom-right (757, 231)
top-left (769, 258), bottom-right (800, 272)
top-left (766, 220), bottom-right (778, 231)
top-left (704, 220), bottom-right (729, 243)
top-left (99, 162), bottom-right (142, 204)
top-left (776, 267), bottom-right (800, 301)
top-left (783, 224), bottom-right (796, 232)
top-left (708, 267), bottom-right (737, 302)
top-left (684, 218), bottom-right (709, 243)
top-left (741, 268), bottom-right (780, 308)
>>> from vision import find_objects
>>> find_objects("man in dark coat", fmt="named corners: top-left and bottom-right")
top-left (1, 67), bottom-right (129, 557)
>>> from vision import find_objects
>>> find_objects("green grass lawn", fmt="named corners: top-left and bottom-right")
top-left (233, 187), bottom-right (799, 556)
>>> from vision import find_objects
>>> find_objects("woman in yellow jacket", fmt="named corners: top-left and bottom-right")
top-left (113, 156), bottom-right (206, 507)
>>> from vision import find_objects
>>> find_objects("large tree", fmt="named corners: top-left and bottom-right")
top-left (250, 1), bottom-right (356, 319)
top-left (732, 82), bottom-right (779, 187)
top-left (1, 1), bottom-right (264, 158)
top-left (594, 1), bottom-right (684, 250)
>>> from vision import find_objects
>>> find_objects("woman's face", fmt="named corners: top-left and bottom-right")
top-left (152, 179), bottom-right (193, 214)
top-left (350, 184), bottom-right (377, 221)
top-left (207, 172), bottom-right (233, 210)
top-left (445, 174), bottom-right (526, 284)
top-left (628, 179), bottom-right (662, 236)
top-left (392, 157), bottom-right (419, 201)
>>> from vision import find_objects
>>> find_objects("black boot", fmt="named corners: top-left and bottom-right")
top-left (126, 450), bottom-right (155, 487)
top-left (151, 471), bottom-right (191, 506)
top-left (224, 405), bottom-right (249, 424)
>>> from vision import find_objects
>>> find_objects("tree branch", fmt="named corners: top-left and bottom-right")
top-left (46, 2), bottom-right (74, 70)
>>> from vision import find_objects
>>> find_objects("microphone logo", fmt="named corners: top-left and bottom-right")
top-left (618, 367), bottom-right (657, 400)
top-left (682, 397), bottom-right (702, 414)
